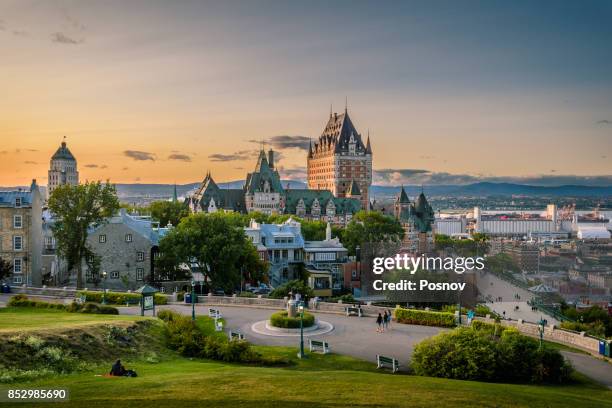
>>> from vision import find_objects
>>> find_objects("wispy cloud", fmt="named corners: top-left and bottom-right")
top-left (51, 32), bottom-right (83, 45)
top-left (596, 119), bottom-right (611, 125)
top-left (12, 30), bottom-right (27, 37)
top-left (249, 135), bottom-right (311, 151)
top-left (24, 161), bottom-right (37, 165)
top-left (123, 150), bottom-right (155, 161)
top-left (208, 150), bottom-right (254, 162)
top-left (168, 153), bottom-right (191, 162)
top-left (277, 165), bottom-right (306, 180)
top-left (84, 164), bottom-right (98, 168)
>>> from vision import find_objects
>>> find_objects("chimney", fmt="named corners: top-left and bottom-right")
top-left (268, 149), bottom-right (274, 169)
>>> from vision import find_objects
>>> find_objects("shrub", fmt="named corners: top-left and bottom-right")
top-left (76, 290), bottom-right (168, 305)
top-left (268, 280), bottom-right (313, 299)
top-left (98, 305), bottom-right (119, 315)
top-left (394, 308), bottom-right (456, 328)
top-left (269, 311), bottom-right (315, 329)
top-left (157, 309), bottom-right (180, 322)
top-left (471, 320), bottom-right (509, 336)
top-left (238, 291), bottom-right (256, 298)
top-left (411, 327), bottom-right (572, 384)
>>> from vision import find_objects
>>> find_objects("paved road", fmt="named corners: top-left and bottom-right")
top-left (122, 304), bottom-right (443, 367)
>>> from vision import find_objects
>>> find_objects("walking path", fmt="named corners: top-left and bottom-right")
top-left (120, 303), bottom-right (611, 388)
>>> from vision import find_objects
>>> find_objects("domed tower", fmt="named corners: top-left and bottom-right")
top-left (47, 139), bottom-right (79, 199)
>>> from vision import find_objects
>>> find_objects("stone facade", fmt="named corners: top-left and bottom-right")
top-left (307, 109), bottom-right (372, 211)
top-left (47, 140), bottom-right (79, 199)
top-left (0, 180), bottom-right (43, 286)
top-left (83, 210), bottom-right (167, 290)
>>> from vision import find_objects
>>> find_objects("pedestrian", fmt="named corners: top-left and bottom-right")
top-left (383, 311), bottom-right (389, 330)
top-left (502, 311), bottom-right (506, 319)
top-left (376, 313), bottom-right (383, 333)
top-left (387, 309), bottom-right (392, 329)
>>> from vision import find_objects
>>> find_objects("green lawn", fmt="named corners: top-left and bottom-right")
top-left (2, 357), bottom-right (611, 408)
top-left (0, 307), bottom-right (148, 332)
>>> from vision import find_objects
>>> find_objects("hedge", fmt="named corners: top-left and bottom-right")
top-left (394, 308), bottom-right (456, 328)
top-left (76, 290), bottom-right (167, 305)
top-left (270, 311), bottom-right (315, 329)
top-left (8, 295), bottom-right (119, 315)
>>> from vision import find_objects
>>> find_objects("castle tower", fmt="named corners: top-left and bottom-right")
top-left (307, 107), bottom-right (372, 210)
top-left (47, 139), bottom-right (78, 199)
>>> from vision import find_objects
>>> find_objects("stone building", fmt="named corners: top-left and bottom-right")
top-left (0, 180), bottom-right (43, 286)
top-left (307, 108), bottom-right (372, 210)
top-left (394, 186), bottom-right (435, 254)
top-left (83, 209), bottom-right (168, 290)
top-left (47, 140), bottom-right (79, 199)
top-left (189, 148), bottom-right (361, 224)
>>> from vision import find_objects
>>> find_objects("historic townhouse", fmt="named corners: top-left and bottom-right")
top-left (0, 180), bottom-right (43, 286)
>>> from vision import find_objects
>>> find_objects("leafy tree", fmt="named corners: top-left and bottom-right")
top-left (434, 233), bottom-right (489, 256)
top-left (0, 257), bottom-right (12, 281)
top-left (157, 213), bottom-right (266, 291)
top-left (148, 200), bottom-right (189, 227)
top-left (48, 181), bottom-right (120, 289)
top-left (268, 279), bottom-right (314, 299)
top-left (342, 210), bottom-right (404, 255)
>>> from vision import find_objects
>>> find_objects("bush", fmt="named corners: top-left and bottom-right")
top-left (157, 309), bottom-right (180, 322)
top-left (411, 327), bottom-right (572, 384)
top-left (76, 290), bottom-right (168, 305)
top-left (238, 291), bottom-right (256, 298)
top-left (8, 295), bottom-right (66, 310)
top-left (8, 296), bottom-right (118, 315)
top-left (394, 308), bottom-right (456, 328)
top-left (268, 280), bottom-right (313, 299)
top-left (269, 311), bottom-right (315, 329)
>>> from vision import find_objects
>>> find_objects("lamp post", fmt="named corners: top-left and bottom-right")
top-left (538, 316), bottom-right (545, 349)
top-left (297, 302), bottom-right (306, 359)
top-left (191, 280), bottom-right (196, 321)
top-left (101, 270), bottom-right (107, 305)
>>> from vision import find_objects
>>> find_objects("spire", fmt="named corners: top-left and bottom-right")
top-left (172, 183), bottom-right (178, 202)
top-left (366, 129), bottom-right (372, 154)
top-left (398, 185), bottom-right (410, 204)
top-left (308, 138), bottom-right (313, 158)
top-left (345, 96), bottom-right (348, 113)
top-left (330, 104), bottom-right (333, 118)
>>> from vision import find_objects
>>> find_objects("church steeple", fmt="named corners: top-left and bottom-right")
top-left (366, 129), bottom-right (372, 154)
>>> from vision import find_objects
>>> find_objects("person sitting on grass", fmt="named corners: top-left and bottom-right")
top-left (109, 360), bottom-right (138, 377)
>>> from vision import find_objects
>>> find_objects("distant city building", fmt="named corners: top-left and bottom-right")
top-left (394, 186), bottom-right (435, 254)
top-left (189, 148), bottom-right (361, 225)
top-left (47, 140), bottom-right (79, 199)
top-left (0, 180), bottom-right (43, 286)
top-left (307, 108), bottom-right (372, 210)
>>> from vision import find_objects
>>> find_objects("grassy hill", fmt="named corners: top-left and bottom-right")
top-left (1, 307), bottom-right (611, 408)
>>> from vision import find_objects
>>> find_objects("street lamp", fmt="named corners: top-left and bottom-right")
top-left (297, 302), bottom-right (306, 359)
top-left (191, 280), bottom-right (196, 321)
top-left (538, 316), bottom-right (546, 349)
top-left (101, 270), bottom-right (107, 305)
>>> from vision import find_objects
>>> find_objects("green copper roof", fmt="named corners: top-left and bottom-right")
top-left (51, 142), bottom-right (76, 161)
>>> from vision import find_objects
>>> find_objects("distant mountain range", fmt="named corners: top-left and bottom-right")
top-left (3, 181), bottom-right (610, 198)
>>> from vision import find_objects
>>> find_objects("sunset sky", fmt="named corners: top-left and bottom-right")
top-left (1, 0), bottom-right (611, 187)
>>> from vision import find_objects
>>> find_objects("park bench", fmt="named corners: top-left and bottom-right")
top-left (208, 308), bottom-right (222, 319)
top-left (228, 330), bottom-right (245, 341)
top-left (376, 355), bottom-right (399, 373)
top-left (345, 306), bottom-right (363, 317)
top-left (309, 339), bottom-right (330, 354)
top-left (215, 319), bottom-right (224, 332)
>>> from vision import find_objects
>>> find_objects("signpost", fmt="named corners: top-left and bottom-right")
top-left (136, 285), bottom-right (158, 316)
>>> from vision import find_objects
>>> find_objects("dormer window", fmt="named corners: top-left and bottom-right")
top-left (15, 197), bottom-right (22, 207)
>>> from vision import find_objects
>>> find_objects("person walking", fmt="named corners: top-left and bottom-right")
top-left (387, 309), bottom-right (393, 329)
top-left (383, 311), bottom-right (389, 330)
top-left (376, 313), bottom-right (383, 333)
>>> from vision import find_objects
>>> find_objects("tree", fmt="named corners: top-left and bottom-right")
top-left (0, 257), bottom-right (12, 281)
top-left (48, 181), bottom-right (120, 289)
top-left (157, 213), bottom-right (267, 291)
top-left (342, 210), bottom-right (404, 255)
top-left (148, 200), bottom-right (189, 227)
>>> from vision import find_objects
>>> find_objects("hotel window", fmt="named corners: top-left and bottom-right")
top-left (14, 258), bottom-right (23, 273)
top-left (137, 251), bottom-right (145, 262)
top-left (99, 234), bottom-right (106, 243)
top-left (111, 271), bottom-right (119, 279)
top-left (13, 275), bottom-right (22, 284)
top-left (125, 233), bottom-right (133, 243)
top-left (13, 215), bottom-right (23, 229)
top-left (13, 236), bottom-right (23, 251)
top-left (136, 268), bottom-right (144, 281)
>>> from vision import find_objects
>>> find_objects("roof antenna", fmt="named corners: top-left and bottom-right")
top-left (345, 96), bottom-right (348, 113)
top-left (330, 103), bottom-right (332, 118)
